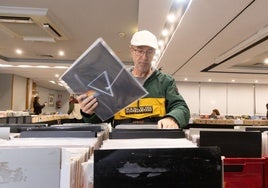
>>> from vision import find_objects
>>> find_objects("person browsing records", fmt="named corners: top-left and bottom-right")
top-left (77, 30), bottom-right (190, 129)
top-left (33, 96), bottom-right (46, 115)
top-left (67, 95), bottom-right (83, 123)
top-left (209, 109), bottom-right (220, 119)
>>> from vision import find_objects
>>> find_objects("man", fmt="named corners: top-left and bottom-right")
top-left (67, 95), bottom-right (83, 123)
top-left (77, 30), bottom-right (190, 128)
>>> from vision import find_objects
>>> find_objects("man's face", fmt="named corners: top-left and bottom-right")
top-left (130, 46), bottom-right (155, 74)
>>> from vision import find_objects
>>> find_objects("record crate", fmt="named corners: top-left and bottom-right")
top-left (224, 157), bottom-right (266, 188)
top-left (264, 156), bottom-right (268, 188)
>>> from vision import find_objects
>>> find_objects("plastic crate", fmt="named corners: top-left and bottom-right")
top-left (224, 158), bottom-right (266, 188)
top-left (263, 157), bottom-right (268, 188)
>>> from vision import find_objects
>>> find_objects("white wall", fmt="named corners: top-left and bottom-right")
top-left (178, 82), bottom-right (268, 117)
top-left (200, 83), bottom-right (227, 115)
top-left (177, 82), bottom-right (199, 115)
top-left (255, 84), bottom-right (268, 115)
top-left (0, 74), bottom-right (12, 110)
top-left (227, 84), bottom-right (254, 116)
top-left (13, 75), bottom-right (27, 111)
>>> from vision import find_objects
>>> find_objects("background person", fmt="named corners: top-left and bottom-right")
top-left (77, 30), bottom-right (190, 129)
top-left (67, 95), bottom-right (84, 123)
top-left (33, 96), bottom-right (46, 115)
top-left (209, 109), bottom-right (220, 119)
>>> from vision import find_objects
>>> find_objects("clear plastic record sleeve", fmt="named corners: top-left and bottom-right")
top-left (59, 38), bottom-right (148, 121)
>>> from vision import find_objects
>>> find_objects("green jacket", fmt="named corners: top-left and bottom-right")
top-left (81, 69), bottom-right (190, 128)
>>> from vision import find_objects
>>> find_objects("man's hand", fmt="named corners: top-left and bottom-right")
top-left (157, 117), bottom-right (179, 129)
top-left (77, 93), bottom-right (98, 115)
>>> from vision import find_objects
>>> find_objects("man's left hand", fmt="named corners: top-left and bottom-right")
top-left (157, 117), bottom-right (179, 129)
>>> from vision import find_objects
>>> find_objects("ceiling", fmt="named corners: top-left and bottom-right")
top-left (0, 0), bottom-right (268, 91)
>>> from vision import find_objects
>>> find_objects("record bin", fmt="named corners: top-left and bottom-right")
top-left (264, 156), bottom-right (268, 188)
top-left (94, 147), bottom-right (223, 188)
top-left (224, 157), bottom-right (266, 188)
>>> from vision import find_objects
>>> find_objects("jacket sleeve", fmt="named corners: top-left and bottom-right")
top-left (81, 110), bottom-right (113, 124)
top-left (164, 77), bottom-right (190, 128)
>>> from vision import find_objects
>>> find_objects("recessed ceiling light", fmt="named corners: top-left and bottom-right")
top-left (58, 50), bottom-right (65, 56)
top-left (54, 66), bottom-right (68, 69)
top-left (167, 13), bottom-right (176, 23)
top-left (154, 0), bottom-right (191, 68)
top-left (161, 29), bottom-right (169, 36)
top-left (36, 65), bottom-right (49, 68)
top-left (264, 58), bottom-right (268, 64)
top-left (0, 64), bottom-right (13, 67)
top-left (158, 40), bottom-right (164, 47)
top-left (175, 0), bottom-right (188, 3)
top-left (15, 49), bottom-right (23, 55)
top-left (17, 65), bottom-right (32, 68)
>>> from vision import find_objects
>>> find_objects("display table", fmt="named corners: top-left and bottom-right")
top-left (31, 114), bottom-right (70, 125)
top-left (192, 119), bottom-right (268, 126)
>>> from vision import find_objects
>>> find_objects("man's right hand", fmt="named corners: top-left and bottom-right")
top-left (77, 93), bottom-right (98, 115)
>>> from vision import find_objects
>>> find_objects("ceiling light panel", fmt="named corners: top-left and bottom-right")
top-left (154, 0), bottom-right (192, 67)
top-left (0, 6), bottom-right (68, 41)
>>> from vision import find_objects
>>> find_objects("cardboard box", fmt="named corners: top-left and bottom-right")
top-left (253, 120), bottom-right (268, 126)
top-left (243, 120), bottom-right (254, 125)
top-left (206, 119), bottom-right (217, 124)
top-left (214, 119), bottom-right (227, 124)
top-left (193, 119), bottom-right (207, 124)
top-left (225, 119), bottom-right (235, 125)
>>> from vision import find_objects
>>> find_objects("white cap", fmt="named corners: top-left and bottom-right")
top-left (130, 30), bottom-right (158, 49)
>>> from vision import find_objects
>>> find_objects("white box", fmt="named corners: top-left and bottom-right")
top-left (0, 147), bottom-right (61, 188)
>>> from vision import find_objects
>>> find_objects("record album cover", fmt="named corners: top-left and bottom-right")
top-left (60, 38), bottom-right (148, 121)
